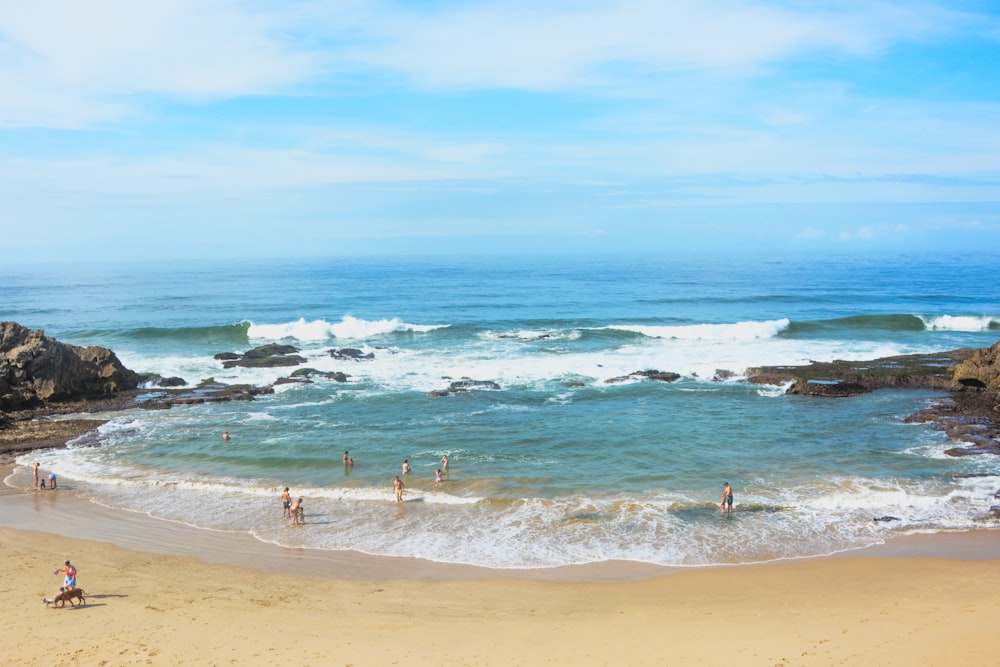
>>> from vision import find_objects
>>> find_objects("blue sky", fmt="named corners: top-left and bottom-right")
top-left (1, 0), bottom-right (999, 261)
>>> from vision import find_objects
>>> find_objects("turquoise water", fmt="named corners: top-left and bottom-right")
top-left (4, 252), bottom-right (1000, 568)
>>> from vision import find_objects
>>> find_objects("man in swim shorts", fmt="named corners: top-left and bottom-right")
top-left (721, 482), bottom-right (734, 514)
top-left (393, 476), bottom-right (405, 502)
top-left (281, 487), bottom-right (291, 518)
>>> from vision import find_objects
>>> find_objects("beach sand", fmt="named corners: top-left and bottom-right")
top-left (2, 469), bottom-right (999, 666)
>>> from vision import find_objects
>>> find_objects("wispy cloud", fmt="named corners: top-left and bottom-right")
top-left (0, 1), bottom-right (998, 259)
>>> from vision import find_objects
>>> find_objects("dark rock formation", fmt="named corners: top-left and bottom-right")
top-left (244, 343), bottom-right (300, 359)
top-left (605, 370), bottom-right (681, 384)
top-left (906, 391), bottom-right (1000, 456)
top-left (746, 349), bottom-right (976, 396)
top-left (140, 374), bottom-right (187, 388)
top-left (788, 380), bottom-right (868, 398)
top-left (289, 368), bottom-right (350, 383)
top-left (428, 378), bottom-right (501, 396)
top-left (140, 381), bottom-right (274, 407)
top-left (0, 323), bottom-right (290, 458)
top-left (330, 348), bottom-right (374, 361)
top-left (449, 379), bottom-right (501, 392)
top-left (747, 343), bottom-right (1000, 456)
top-left (637, 370), bottom-right (681, 383)
top-left (223, 355), bottom-right (307, 369)
top-left (220, 343), bottom-right (306, 369)
top-left (0, 321), bottom-right (142, 411)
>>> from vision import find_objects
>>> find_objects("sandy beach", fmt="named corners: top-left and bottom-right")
top-left (2, 467), bottom-right (999, 667)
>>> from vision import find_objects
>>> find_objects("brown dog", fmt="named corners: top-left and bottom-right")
top-left (52, 587), bottom-right (86, 608)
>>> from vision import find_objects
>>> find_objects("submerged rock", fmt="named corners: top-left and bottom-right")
top-left (605, 370), bottom-right (681, 384)
top-left (330, 348), bottom-right (374, 361)
top-left (428, 378), bottom-right (502, 396)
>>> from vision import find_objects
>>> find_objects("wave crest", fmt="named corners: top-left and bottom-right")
top-left (609, 318), bottom-right (790, 341)
top-left (247, 316), bottom-right (448, 341)
top-left (920, 315), bottom-right (998, 332)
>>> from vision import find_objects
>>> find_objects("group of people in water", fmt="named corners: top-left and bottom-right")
top-left (394, 453), bottom-right (449, 502)
top-left (264, 434), bottom-right (735, 523)
top-left (279, 449), bottom-right (454, 522)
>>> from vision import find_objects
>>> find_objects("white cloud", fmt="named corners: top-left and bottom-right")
top-left (342, 0), bottom-right (969, 90)
top-left (0, 0), bottom-right (319, 126)
top-left (1, 0), bottom-right (988, 128)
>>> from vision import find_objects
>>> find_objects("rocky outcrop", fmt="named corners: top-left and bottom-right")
top-left (746, 342), bottom-right (1000, 456)
top-left (952, 339), bottom-right (1000, 391)
top-left (605, 369), bottom-right (681, 384)
top-left (0, 321), bottom-right (142, 411)
top-left (747, 349), bottom-right (978, 396)
top-left (289, 368), bottom-right (350, 383)
top-left (428, 378), bottom-right (501, 396)
top-left (330, 348), bottom-right (374, 361)
top-left (221, 343), bottom-right (306, 369)
top-left (787, 380), bottom-right (868, 397)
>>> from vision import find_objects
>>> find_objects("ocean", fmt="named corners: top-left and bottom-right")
top-left (4, 252), bottom-right (1000, 569)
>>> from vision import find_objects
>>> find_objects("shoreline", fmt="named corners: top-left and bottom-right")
top-left (4, 463), bottom-right (998, 583)
top-left (3, 499), bottom-right (999, 666)
top-left (4, 465), bottom-right (1000, 664)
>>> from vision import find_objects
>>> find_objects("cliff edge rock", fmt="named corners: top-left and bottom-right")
top-left (0, 321), bottom-right (142, 412)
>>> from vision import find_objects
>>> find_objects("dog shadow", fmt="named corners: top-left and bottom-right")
top-left (67, 602), bottom-right (107, 610)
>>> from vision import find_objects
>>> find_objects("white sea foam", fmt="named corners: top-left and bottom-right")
top-left (247, 316), bottom-right (447, 341)
top-left (919, 314), bottom-right (998, 331)
top-left (609, 318), bottom-right (791, 340)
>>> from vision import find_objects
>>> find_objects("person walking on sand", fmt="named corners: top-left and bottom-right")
top-left (402, 459), bottom-right (411, 475)
top-left (721, 482), bottom-right (734, 514)
top-left (290, 498), bottom-right (304, 524)
top-left (393, 475), bottom-right (405, 502)
top-left (55, 560), bottom-right (77, 588)
top-left (281, 487), bottom-right (291, 518)
top-left (33, 462), bottom-right (39, 488)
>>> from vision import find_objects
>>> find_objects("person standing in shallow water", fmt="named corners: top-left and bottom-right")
top-left (721, 482), bottom-right (734, 514)
top-left (290, 498), bottom-right (304, 524)
top-left (393, 476), bottom-right (405, 502)
top-left (281, 487), bottom-right (291, 518)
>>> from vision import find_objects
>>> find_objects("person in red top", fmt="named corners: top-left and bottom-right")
top-left (55, 560), bottom-right (77, 588)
